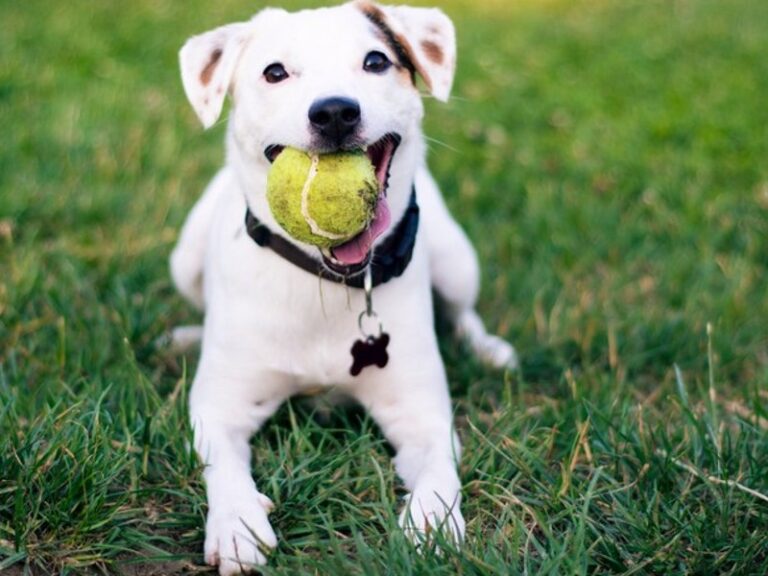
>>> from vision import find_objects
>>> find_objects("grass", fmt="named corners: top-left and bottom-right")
top-left (1, 0), bottom-right (767, 573)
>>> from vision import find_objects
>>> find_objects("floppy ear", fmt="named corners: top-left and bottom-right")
top-left (179, 22), bottom-right (251, 129)
top-left (357, 1), bottom-right (457, 102)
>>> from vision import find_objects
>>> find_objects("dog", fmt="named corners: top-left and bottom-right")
top-left (171, 2), bottom-right (517, 573)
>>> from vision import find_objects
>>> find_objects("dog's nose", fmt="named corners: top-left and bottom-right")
top-left (308, 97), bottom-right (361, 144)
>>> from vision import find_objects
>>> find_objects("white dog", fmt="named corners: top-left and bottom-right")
top-left (171, 2), bottom-right (516, 573)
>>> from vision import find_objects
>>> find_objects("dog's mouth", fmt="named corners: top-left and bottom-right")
top-left (264, 134), bottom-right (401, 275)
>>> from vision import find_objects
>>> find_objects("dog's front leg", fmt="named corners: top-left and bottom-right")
top-left (190, 368), bottom-right (285, 575)
top-left (352, 348), bottom-right (466, 547)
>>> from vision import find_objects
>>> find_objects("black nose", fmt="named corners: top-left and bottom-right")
top-left (308, 97), bottom-right (361, 145)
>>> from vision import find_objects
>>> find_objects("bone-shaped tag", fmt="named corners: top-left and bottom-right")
top-left (350, 333), bottom-right (390, 376)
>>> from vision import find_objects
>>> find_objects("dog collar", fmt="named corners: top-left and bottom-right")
top-left (244, 188), bottom-right (419, 289)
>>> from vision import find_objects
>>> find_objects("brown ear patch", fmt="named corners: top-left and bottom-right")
top-left (421, 40), bottom-right (444, 65)
top-left (200, 48), bottom-right (223, 86)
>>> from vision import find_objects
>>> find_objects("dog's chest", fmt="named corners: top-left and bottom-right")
top-left (201, 183), bottom-right (433, 386)
top-left (205, 241), bottom-right (369, 383)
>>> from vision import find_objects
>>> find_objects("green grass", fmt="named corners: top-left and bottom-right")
top-left (2, 0), bottom-right (768, 574)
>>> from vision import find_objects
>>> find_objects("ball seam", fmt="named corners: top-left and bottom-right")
top-left (300, 154), bottom-right (348, 241)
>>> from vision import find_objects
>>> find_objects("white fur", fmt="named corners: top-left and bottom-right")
top-left (171, 2), bottom-right (516, 573)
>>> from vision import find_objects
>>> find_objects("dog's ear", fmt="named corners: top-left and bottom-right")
top-left (357, 1), bottom-right (456, 102)
top-left (179, 22), bottom-right (251, 129)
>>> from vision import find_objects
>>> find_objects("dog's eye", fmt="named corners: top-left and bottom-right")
top-left (363, 51), bottom-right (392, 73)
top-left (263, 63), bottom-right (289, 84)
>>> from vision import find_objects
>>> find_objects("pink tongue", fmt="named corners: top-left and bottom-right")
top-left (331, 198), bottom-right (391, 265)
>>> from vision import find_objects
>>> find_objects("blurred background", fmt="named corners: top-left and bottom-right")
top-left (1, 0), bottom-right (767, 573)
top-left (2, 0), bottom-right (766, 383)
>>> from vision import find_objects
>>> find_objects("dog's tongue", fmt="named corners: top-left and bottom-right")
top-left (331, 198), bottom-right (391, 265)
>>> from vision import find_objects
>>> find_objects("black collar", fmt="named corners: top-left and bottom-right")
top-left (244, 189), bottom-right (419, 289)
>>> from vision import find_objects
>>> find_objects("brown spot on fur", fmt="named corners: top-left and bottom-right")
top-left (200, 48), bottom-right (222, 86)
top-left (421, 40), bottom-right (444, 65)
top-left (358, 2), bottom-right (417, 85)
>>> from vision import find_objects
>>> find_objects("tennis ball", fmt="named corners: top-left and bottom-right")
top-left (266, 148), bottom-right (379, 248)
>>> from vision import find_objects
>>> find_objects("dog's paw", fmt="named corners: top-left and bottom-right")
top-left (476, 333), bottom-right (518, 370)
top-left (204, 492), bottom-right (277, 575)
top-left (398, 488), bottom-right (465, 549)
top-left (164, 325), bottom-right (203, 354)
top-left (456, 309), bottom-right (518, 370)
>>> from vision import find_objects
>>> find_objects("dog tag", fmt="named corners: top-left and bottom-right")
top-left (350, 332), bottom-right (389, 376)
top-left (350, 265), bottom-right (389, 376)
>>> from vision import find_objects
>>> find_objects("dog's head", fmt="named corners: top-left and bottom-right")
top-left (179, 1), bottom-right (455, 272)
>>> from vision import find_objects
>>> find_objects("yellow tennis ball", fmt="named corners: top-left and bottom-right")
top-left (266, 148), bottom-right (379, 248)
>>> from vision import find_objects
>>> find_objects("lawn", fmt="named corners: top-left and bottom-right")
top-left (1, 0), bottom-right (767, 574)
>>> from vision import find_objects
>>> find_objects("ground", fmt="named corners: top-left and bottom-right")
top-left (1, 0), bottom-right (767, 574)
